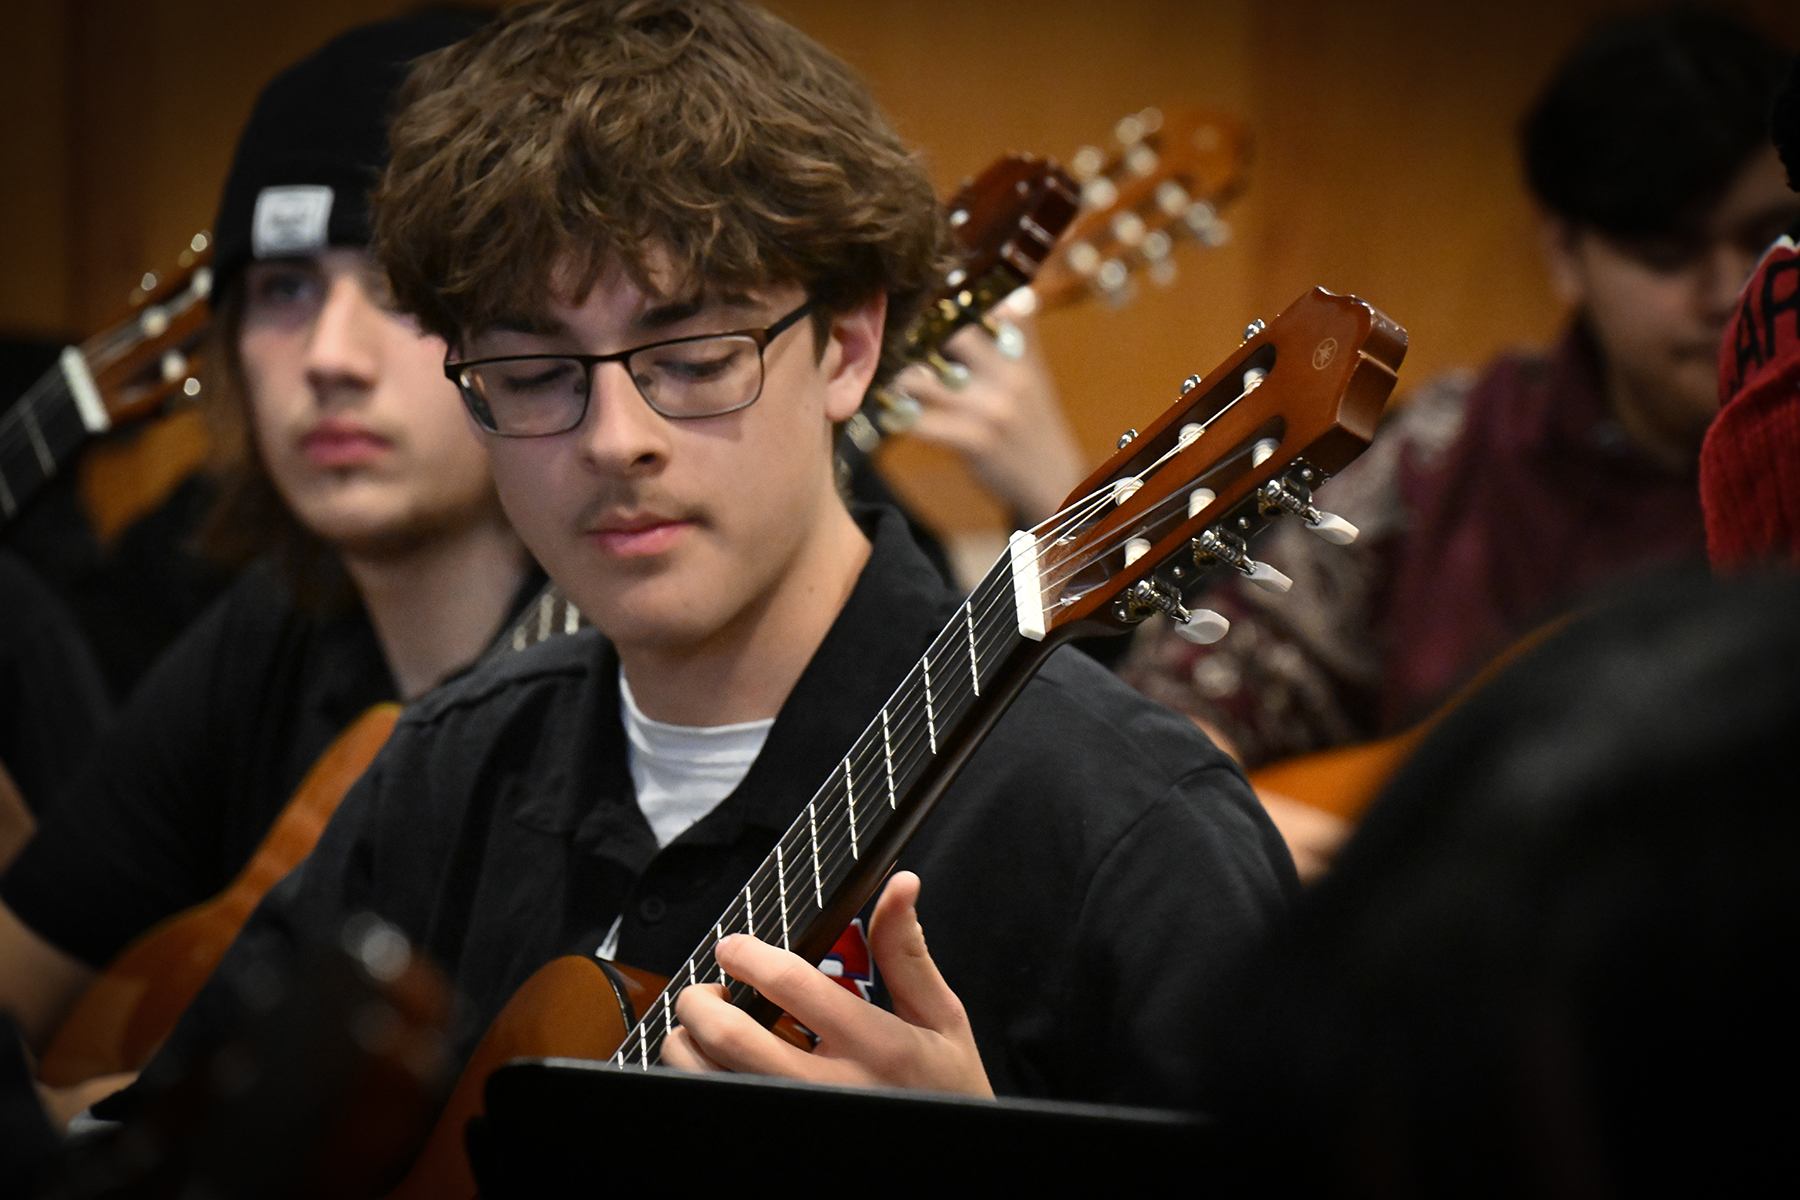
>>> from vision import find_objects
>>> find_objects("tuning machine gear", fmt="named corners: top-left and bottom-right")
top-left (1256, 477), bottom-right (1359, 545)
top-left (1191, 528), bottom-right (1292, 594)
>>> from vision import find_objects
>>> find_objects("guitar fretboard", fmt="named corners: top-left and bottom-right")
top-left (611, 553), bottom-right (1027, 1068)
top-left (0, 350), bottom-right (106, 520)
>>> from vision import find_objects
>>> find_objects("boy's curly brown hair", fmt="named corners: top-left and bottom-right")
top-left (373, 0), bottom-right (951, 386)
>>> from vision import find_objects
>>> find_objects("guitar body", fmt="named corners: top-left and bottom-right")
top-left (1245, 617), bottom-right (1568, 824)
top-left (38, 703), bottom-right (401, 1086)
top-left (388, 955), bottom-right (656, 1200)
top-left (1249, 729), bottom-right (1422, 822)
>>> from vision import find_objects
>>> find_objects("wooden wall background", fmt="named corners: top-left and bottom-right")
top-left (3, 0), bottom-right (1796, 535)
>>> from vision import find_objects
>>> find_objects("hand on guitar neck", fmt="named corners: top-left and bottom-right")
top-left (661, 871), bottom-right (993, 1098)
top-left (885, 297), bottom-right (1085, 529)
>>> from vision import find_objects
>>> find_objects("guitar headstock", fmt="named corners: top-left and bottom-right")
top-left (1009, 288), bottom-right (1405, 644)
top-left (83, 231), bottom-right (215, 425)
top-left (1031, 107), bottom-right (1249, 311)
top-left (845, 155), bottom-right (1078, 451)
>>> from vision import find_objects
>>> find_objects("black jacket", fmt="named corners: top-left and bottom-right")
top-left (148, 509), bottom-right (1294, 1108)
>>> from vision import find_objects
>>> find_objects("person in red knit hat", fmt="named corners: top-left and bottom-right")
top-left (1704, 55), bottom-right (1800, 569)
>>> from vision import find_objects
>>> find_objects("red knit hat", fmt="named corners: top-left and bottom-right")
top-left (1704, 229), bottom-right (1800, 568)
top-left (1702, 50), bottom-right (1800, 570)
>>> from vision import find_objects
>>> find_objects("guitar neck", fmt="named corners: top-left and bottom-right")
top-left (0, 349), bottom-right (110, 522)
top-left (613, 552), bottom-right (1049, 1068)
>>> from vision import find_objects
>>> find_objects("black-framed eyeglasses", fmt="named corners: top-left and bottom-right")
top-left (444, 297), bottom-right (819, 437)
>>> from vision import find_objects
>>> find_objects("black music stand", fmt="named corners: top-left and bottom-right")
top-left (467, 1057), bottom-right (1216, 1194)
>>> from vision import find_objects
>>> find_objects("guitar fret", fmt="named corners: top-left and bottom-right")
top-left (663, 996), bottom-right (673, 1042)
top-left (923, 659), bottom-right (937, 753)
top-left (881, 706), bottom-right (896, 809)
top-left (965, 600), bottom-right (981, 697)
top-left (742, 885), bottom-right (754, 939)
top-left (844, 758), bottom-right (858, 859)
top-left (808, 800), bottom-right (823, 909)
top-left (775, 844), bottom-right (790, 949)
top-left (21, 405), bottom-right (54, 474)
top-left (715, 924), bottom-right (726, 983)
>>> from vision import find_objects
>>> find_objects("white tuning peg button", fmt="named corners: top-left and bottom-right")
top-left (1244, 560), bottom-right (1293, 594)
top-left (1306, 511), bottom-right (1359, 545)
top-left (1174, 608), bottom-right (1230, 644)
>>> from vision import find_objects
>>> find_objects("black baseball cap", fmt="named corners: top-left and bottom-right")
top-left (211, 9), bottom-right (490, 301)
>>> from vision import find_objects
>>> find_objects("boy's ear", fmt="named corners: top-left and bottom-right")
top-left (1537, 209), bottom-right (1590, 309)
top-left (821, 293), bottom-right (888, 425)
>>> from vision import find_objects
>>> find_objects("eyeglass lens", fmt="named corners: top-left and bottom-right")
top-left (459, 333), bottom-right (766, 435)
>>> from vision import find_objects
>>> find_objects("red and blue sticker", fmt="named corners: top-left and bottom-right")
top-left (817, 918), bottom-right (875, 1001)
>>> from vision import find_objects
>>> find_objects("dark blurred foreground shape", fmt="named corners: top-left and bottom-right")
top-left (1198, 569), bottom-right (1800, 1196)
top-left (34, 913), bottom-right (453, 1200)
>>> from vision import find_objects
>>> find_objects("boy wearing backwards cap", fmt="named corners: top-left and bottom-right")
top-left (0, 12), bottom-right (535, 1119)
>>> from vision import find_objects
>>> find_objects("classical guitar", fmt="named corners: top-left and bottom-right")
top-left (1032, 106), bottom-right (1248, 309)
top-left (1, 235), bottom-right (214, 538)
top-left (389, 285), bottom-right (1408, 1199)
top-left (845, 108), bottom-right (1249, 454)
top-left (35, 583), bottom-right (587, 1089)
top-left (842, 154), bottom-right (1079, 453)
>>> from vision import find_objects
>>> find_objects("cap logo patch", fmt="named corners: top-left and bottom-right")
top-left (252, 185), bottom-right (334, 258)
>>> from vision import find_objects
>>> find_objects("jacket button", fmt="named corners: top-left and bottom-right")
top-left (638, 896), bottom-right (667, 924)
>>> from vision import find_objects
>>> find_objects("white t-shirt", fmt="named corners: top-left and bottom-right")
top-left (618, 669), bottom-right (773, 848)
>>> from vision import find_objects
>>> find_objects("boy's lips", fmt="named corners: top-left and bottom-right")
top-left (586, 514), bottom-right (695, 557)
top-left (300, 420), bottom-right (392, 467)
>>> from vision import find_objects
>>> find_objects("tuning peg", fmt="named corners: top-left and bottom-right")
top-left (926, 352), bottom-right (970, 389)
top-left (1095, 260), bottom-right (1133, 306)
top-left (844, 410), bottom-right (882, 452)
top-left (984, 317), bottom-right (1026, 361)
top-left (1124, 537), bottom-right (1152, 565)
top-left (1242, 319), bottom-right (1266, 342)
top-left (1125, 144), bottom-right (1159, 178)
top-left (1071, 145), bottom-right (1105, 182)
top-left (1155, 180), bottom-right (1190, 217)
top-left (1250, 437), bottom-right (1279, 468)
top-left (874, 388), bottom-right (922, 433)
top-left (1138, 106), bottom-right (1164, 135)
top-left (1082, 177), bottom-right (1119, 212)
top-left (1065, 241), bottom-right (1101, 277)
top-left (1174, 608), bottom-right (1230, 644)
top-left (160, 350), bottom-right (187, 382)
top-left (1306, 511), bottom-right (1360, 545)
top-left (1244, 560), bottom-right (1293, 594)
top-left (1115, 113), bottom-right (1148, 146)
top-left (1256, 477), bottom-right (1360, 546)
top-left (1148, 260), bottom-right (1178, 288)
top-left (1111, 211), bottom-right (1147, 247)
top-left (999, 286), bottom-right (1038, 317)
top-left (1187, 486), bottom-right (1215, 517)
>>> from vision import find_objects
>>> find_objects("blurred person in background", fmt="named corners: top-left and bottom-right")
top-left (0, 12), bottom-right (536, 1118)
top-left (1116, 9), bottom-right (1798, 790)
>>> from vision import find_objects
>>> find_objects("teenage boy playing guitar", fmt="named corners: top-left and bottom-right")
top-left (138, 0), bottom-right (1294, 1118)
